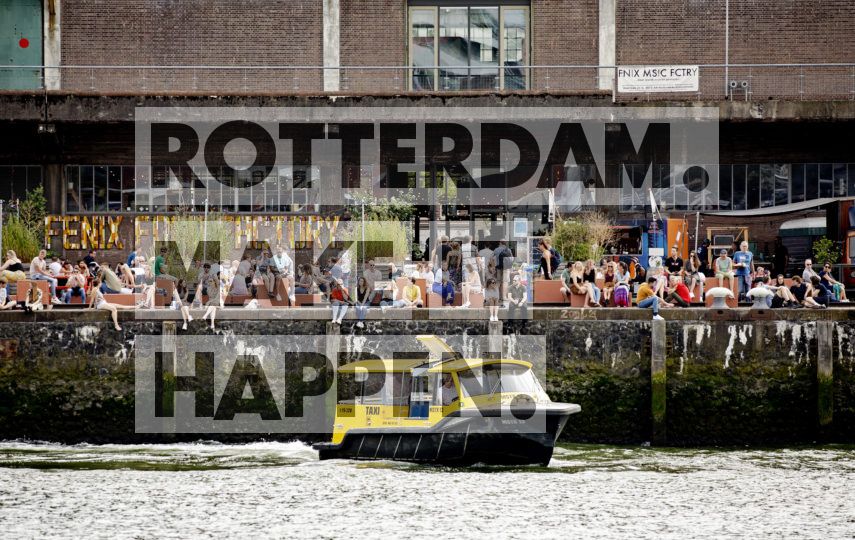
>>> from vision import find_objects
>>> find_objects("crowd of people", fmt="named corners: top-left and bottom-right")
top-left (0, 234), bottom-right (850, 328)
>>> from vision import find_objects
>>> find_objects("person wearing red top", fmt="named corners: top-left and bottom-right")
top-left (665, 275), bottom-right (691, 307)
top-left (329, 279), bottom-right (351, 324)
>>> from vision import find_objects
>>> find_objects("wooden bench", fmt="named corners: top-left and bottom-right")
top-left (256, 279), bottom-right (291, 306)
top-left (533, 279), bottom-right (569, 305)
top-left (224, 294), bottom-right (250, 306)
top-left (294, 293), bottom-right (324, 306)
top-left (15, 280), bottom-right (50, 305)
top-left (104, 293), bottom-right (143, 306)
top-left (154, 277), bottom-right (175, 307)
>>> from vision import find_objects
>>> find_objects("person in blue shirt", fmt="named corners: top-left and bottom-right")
top-left (432, 271), bottom-right (455, 306)
top-left (732, 241), bottom-right (754, 301)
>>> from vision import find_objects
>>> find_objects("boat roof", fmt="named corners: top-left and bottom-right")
top-left (339, 359), bottom-right (427, 373)
top-left (428, 358), bottom-right (532, 372)
top-left (338, 357), bottom-right (533, 373)
top-left (338, 336), bottom-right (533, 373)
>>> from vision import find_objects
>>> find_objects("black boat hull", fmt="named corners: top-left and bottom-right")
top-left (314, 403), bottom-right (579, 466)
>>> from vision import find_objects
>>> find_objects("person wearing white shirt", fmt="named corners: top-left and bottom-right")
top-left (49, 257), bottom-right (63, 276)
top-left (273, 246), bottom-right (296, 303)
top-left (363, 259), bottom-right (383, 304)
top-left (29, 250), bottom-right (60, 303)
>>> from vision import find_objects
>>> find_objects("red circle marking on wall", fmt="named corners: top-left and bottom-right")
top-left (19, 38), bottom-right (30, 49)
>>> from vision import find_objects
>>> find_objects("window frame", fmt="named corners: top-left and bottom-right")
top-left (408, 4), bottom-right (530, 91)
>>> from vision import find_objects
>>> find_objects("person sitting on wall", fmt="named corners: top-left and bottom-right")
top-left (818, 262), bottom-right (849, 302)
top-left (665, 246), bottom-right (683, 276)
top-left (636, 276), bottom-right (671, 320)
top-left (763, 275), bottom-right (800, 308)
top-left (432, 271), bottom-right (455, 306)
top-left (48, 256), bottom-right (63, 277)
top-left (664, 275), bottom-right (691, 307)
top-left (484, 278), bottom-right (501, 321)
top-left (714, 249), bottom-right (735, 291)
top-left (293, 264), bottom-right (314, 296)
top-left (154, 247), bottom-right (178, 282)
top-left (789, 275), bottom-right (825, 309)
top-left (62, 267), bottom-right (87, 304)
top-left (809, 275), bottom-right (834, 307)
top-left (29, 250), bottom-right (61, 304)
top-left (507, 274), bottom-right (528, 320)
top-left (329, 278), bottom-right (352, 325)
top-left (683, 252), bottom-right (705, 301)
top-left (0, 278), bottom-right (18, 310)
top-left (0, 250), bottom-right (27, 283)
top-left (363, 259), bottom-right (384, 306)
top-left (391, 275), bottom-right (424, 308)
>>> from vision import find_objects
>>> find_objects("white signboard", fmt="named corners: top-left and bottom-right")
top-left (617, 65), bottom-right (699, 93)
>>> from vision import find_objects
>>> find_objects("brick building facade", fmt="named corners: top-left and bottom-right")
top-left (0, 1), bottom-right (854, 268)
top-left (36, 0), bottom-right (852, 96)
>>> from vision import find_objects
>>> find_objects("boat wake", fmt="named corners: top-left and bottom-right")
top-left (0, 440), bottom-right (319, 471)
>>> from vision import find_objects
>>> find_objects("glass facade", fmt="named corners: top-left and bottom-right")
top-left (410, 4), bottom-right (529, 91)
top-left (618, 163), bottom-right (855, 212)
top-left (0, 165), bottom-right (42, 202)
top-left (65, 165), bottom-right (316, 214)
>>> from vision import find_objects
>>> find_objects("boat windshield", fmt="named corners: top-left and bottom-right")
top-left (456, 364), bottom-right (543, 398)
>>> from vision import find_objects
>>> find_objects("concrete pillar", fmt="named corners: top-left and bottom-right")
top-left (487, 320), bottom-right (503, 354)
top-left (322, 0), bottom-right (340, 92)
top-left (650, 318), bottom-right (666, 444)
top-left (160, 321), bottom-right (177, 433)
top-left (598, 0), bottom-right (616, 92)
top-left (324, 322), bottom-right (341, 434)
top-left (44, 164), bottom-right (62, 215)
top-left (817, 321), bottom-right (833, 429)
top-left (43, 0), bottom-right (61, 90)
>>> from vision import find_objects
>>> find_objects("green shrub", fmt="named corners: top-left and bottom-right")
top-left (812, 237), bottom-right (841, 266)
top-left (2, 217), bottom-right (41, 261)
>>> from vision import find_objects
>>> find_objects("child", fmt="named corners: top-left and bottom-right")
top-left (24, 284), bottom-right (43, 313)
top-left (0, 278), bottom-right (17, 309)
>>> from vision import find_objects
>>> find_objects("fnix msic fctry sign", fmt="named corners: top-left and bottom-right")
top-left (134, 106), bottom-right (719, 209)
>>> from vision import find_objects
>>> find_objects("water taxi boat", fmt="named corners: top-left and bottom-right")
top-left (313, 336), bottom-right (580, 465)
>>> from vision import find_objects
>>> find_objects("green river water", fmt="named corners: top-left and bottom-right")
top-left (0, 441), bottom-right (853, 539)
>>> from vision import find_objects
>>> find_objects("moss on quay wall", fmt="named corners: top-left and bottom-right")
top-left (0, 313), bottom-right (853, 445)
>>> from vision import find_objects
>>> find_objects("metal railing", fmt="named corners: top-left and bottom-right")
top-left (1, 64), bottom-right (854, 101)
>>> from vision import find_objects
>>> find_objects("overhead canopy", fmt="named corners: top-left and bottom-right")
top-left (702, 197), bottom-right (854, 217)
top-left (779, 217), bottom-right (827, 237)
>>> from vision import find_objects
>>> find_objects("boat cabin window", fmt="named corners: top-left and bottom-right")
top-left (432, 373), bottom-right (458, 406)
top-left (457, 364), bottom-right (542, 397)
top-left (338, 371), bottom-right (414, 406)
top-left (359, 372), bottom-right (387, 405)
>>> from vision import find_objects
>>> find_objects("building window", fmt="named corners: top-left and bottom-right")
top-left (0, 165), bottom-right (42, 204)
top-left (66, 165), bottom-right (140, 213)
top-left (409, 3), bottom-right (530, 91)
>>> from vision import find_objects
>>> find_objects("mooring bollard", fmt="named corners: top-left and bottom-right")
top-left (651, 318), bottom-right (667, 444)
top-left (707, 287), bottom-right (735, 309)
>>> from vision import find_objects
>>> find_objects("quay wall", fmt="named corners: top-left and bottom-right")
top-left (0, 308), bottom-right (853, 446)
